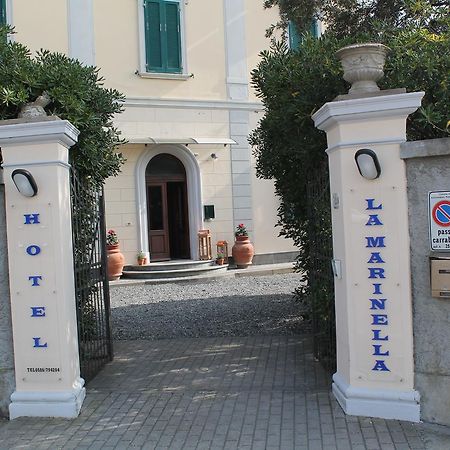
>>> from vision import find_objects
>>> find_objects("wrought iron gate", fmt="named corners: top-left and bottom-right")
top-left (306, 165), bottom-right (336, 373)
top-left (71, 170), bottom-right (113, 383)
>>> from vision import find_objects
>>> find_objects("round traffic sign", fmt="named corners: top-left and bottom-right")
top-left (432, 200), bottom-right (450, 227)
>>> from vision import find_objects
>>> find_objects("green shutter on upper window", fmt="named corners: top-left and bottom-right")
top-left (144, 0), bottom-right (163, 71)
top-left (0, 0), bottom-right (7, 26)
top-left (164, 2), bottom-right (181, 71)
top-left (310, 19), bottom-right (319, 38)
top-left (144, 0), bottom-right (181, 73)
top-left (288, 21), bottom-right (301, 50)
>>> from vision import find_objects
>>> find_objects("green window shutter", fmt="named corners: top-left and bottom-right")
top-left (144, 0), bottom-right (182, 73)
top-left (164, 2), bottom-right (181, 72)
top-left (0, 0), bottom-right (7, 26)
top-left (310, 19), bottom-right (319, 38)
top-left (144, 0), bottom-right (163, 72)
top-left (288, 19), bottom-right (320, 50)
top-left (288, 21), bottom-right (301, 50)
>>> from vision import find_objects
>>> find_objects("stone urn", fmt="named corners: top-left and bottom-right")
top-left (335, 43), bottom-right (390, 95)
top-left (107, 244), bottom-right (125, 280)
top-left (232, 236), bottom-right (254, 269)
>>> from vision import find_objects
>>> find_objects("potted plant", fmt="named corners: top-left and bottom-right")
top-left (137, 251), bottom-right (148, 266)
top-left (216, 250), bottom-right (225, 265)
top-left (106, 229), bottom-right (125, 281)
top-left (232, 223), bottom-right (254, 269)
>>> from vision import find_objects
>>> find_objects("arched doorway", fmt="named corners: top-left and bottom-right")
top-left (146, 153), bottom-right (190, 261)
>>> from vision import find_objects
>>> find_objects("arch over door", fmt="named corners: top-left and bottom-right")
top-left (146, 153), bottom-right (190, 261)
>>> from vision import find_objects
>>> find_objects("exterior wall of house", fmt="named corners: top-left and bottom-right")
top-left (93, 0), bottom-right (228, 100)
top-left (9, 0), bottom-right (296, 264)
top-left (0, 183), bottom-right (15, 418)
top-left (400, 138), bottom-right (450, 426)
top-left (12, 0), bottom-right (68, 54)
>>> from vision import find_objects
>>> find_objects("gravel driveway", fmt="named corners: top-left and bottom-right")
top-left (110, 273), bottom-right (307, 340)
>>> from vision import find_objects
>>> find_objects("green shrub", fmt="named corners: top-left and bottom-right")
top-left (0, 26), bottom-right (125, 185)
top-left (250, 4), bottom-right (449, 303)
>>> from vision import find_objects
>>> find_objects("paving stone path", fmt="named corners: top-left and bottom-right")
top-left (0, 335), bottom-right (434, 449)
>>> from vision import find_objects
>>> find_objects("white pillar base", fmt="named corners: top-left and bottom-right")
top-left (332, 373), bottom-right (420, 422)
top-left (9, 377), bottom-right (85, 419)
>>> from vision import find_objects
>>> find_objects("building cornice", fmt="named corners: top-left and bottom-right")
top-left (123, 97), bottom-right (264, 111)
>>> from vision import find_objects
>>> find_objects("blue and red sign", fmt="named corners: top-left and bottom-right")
top-left (432, 200), bottom-right (450, 227)
top-left (429, 192), bottom-right (450, 251)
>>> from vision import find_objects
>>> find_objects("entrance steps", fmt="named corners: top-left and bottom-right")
top-left (121, 259), bottom-right (229, 282)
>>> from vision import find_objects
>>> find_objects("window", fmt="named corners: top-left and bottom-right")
top-left (288, 19), bottom-right (320, 50)
top-left (0, 0), bottom-right (7, 26)
top-left (143, 0), bottom-right (182, 73)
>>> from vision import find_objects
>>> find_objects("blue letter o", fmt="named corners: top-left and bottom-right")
top-left (26, 245), bottom-right (41, 256)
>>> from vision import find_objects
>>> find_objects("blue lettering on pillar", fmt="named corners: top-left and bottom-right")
top-left (370, 299), bottom-right (387, 310)
top-left (26, 245), bottom-right (41, 256)
top-left (366, 215), bottom-right (384, 226)
top-left (372, 360), bottom-right (390, 371)
top-left (368, 267), bottom-right (385, 279)
top-left (372, 329), bottom-right (389, 341)
top-left (24, 213), bottom-right (40, 225)
top-left (366, 236), bottom-right (386, 248)
top-left (33, 337), bottom-right (48, 348)
top-left (367, 252), bottom-right (385, 264)
top-left (366, 199), bottom-right (383, 210)
top-left (373, 344), bottom-right (389, 356)
top-left (28, 276), bottom-right (42, 286)
top-left (372, 314), bottom-right (388, 325)
top-left (31, 307), bottom-right (46, 317)
top-left (372, 283), bottom-right (383, 294)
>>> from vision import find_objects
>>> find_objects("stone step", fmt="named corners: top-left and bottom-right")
top-left (122, 263), bottom-right (229, 280)
top-left (123, 259), bottom-right (217, 272)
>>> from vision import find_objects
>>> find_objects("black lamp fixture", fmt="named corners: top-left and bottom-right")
top-left (11, 169), bottom-right (38, 197)
top-left (354, 149), bottom-right (381, 180)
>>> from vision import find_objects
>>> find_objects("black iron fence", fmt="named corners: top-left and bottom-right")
top-left (71, 170), bottom-right (113, 383)
top-left (306, 166), bottom-right (336, 373)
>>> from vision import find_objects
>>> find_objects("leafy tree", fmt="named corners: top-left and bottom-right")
top-left (0, 26), bottom-right (125, 186)
top-left (265, 0), bottom-right (449, 38)
top-left (250, 1), bottom-right (449, 316)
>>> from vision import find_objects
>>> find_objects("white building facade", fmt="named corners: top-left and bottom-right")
top-left (5, 0), bottom-right (296, 264)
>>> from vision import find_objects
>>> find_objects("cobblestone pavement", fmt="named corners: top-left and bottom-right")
top-left (0, 336), bottom-right (438, 449)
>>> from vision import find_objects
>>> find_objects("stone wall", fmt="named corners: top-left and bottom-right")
top-left (401, 138), bottom-right (450, 426)
top-left (0, 182), bottom-right (14, 418)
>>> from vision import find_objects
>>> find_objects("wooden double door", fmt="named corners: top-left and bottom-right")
top-left (147, 179), bottom-right (190, 261)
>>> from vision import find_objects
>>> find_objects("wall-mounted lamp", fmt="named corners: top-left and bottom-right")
top-left (11, 169), bottom-right (38, 197)
top-left (210, 153), bottom-right (218, 160)
top-left (354, 149), bottom-right (381, 180)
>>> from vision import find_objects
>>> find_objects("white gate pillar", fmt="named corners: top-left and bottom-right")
top-left (312, 91), bottom-right (424, 422)
top-left (0, 117), bottom-right (85, 419)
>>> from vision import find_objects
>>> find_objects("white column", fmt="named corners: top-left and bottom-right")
top-left (68, 0), bottom-right (95, 66)
top-left (0, 118), bottom-right (85, 419)
top-left (312, 92), bottom-right (424, 422)
top-left (223, 0), bottom-right (253, 232)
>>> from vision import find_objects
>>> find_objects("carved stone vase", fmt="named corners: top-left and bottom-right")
top-left (335, 43), bottom-right (390, 95)
top-left (232, 236), bottom-right (254, 269)
top-left (107, 244), bottom-right (125, 281)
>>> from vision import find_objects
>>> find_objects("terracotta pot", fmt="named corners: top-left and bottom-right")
top-left (232, 235), bottom-right (254, 269)
top-left (216, 258), bottom-right (224, 265)
top-left (107, 244), bottom-right (125, 281)
top-left (137, 257), bottom-right (147, 266)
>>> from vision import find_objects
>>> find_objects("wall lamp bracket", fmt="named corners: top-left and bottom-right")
top-left (354, 148), bottom-right (381, 180)
top-left (11, 169), bottom-right (38, 197)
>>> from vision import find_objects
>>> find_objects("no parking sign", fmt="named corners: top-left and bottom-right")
top-left (429, 191), bottom-right (450, 251)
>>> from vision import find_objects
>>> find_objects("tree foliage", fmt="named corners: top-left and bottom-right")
top-left (265, 0), bottom-right (449, 38)
top-left (0, 26), bottom-right (125, 186)
top-left (251, 1), bottom-right (449, 302)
